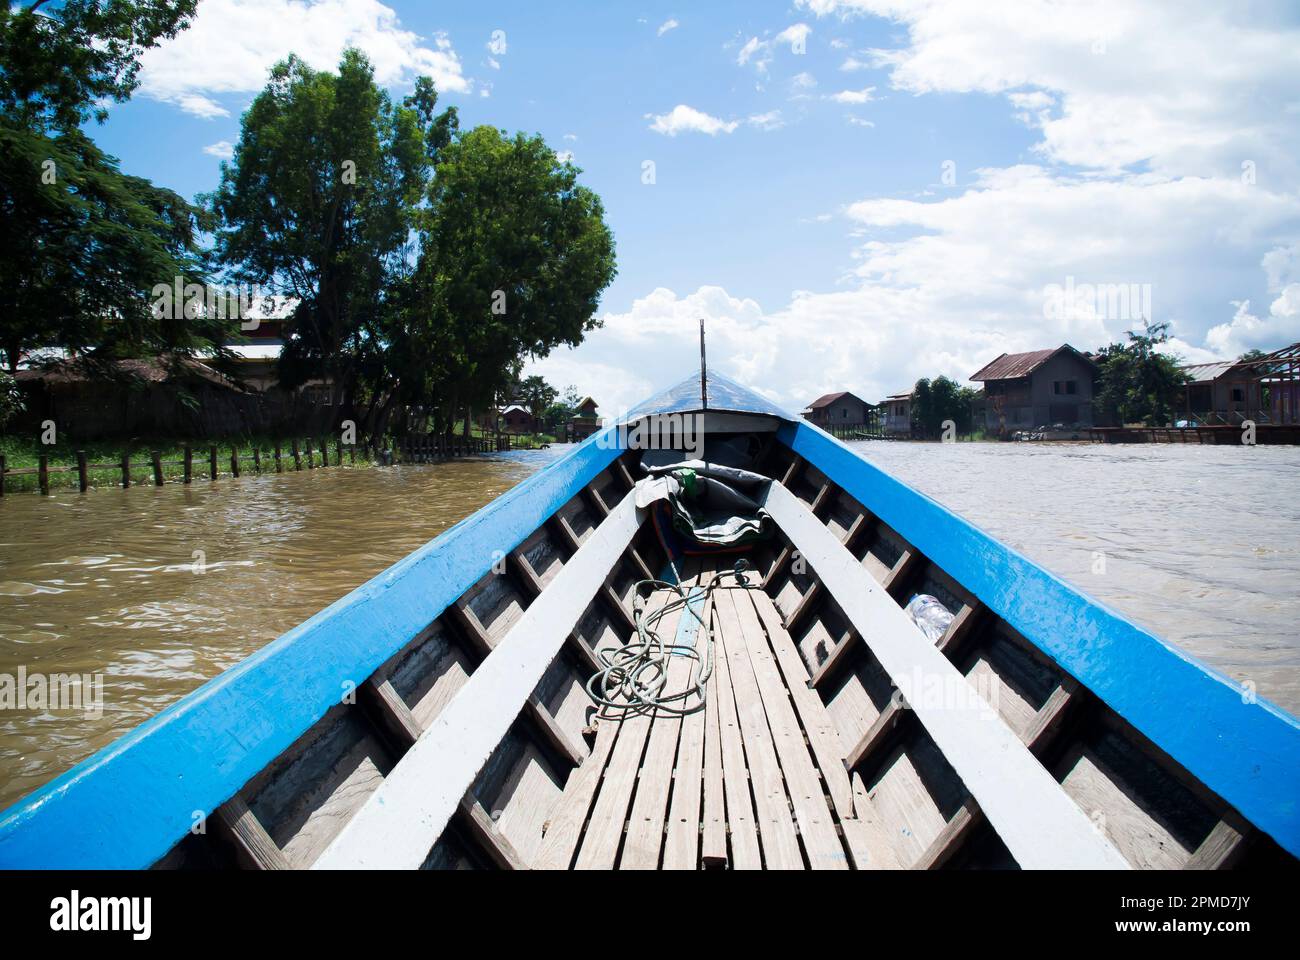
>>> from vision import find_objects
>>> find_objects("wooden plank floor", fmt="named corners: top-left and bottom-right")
top-left (535, 566), bottom-right (856, 870)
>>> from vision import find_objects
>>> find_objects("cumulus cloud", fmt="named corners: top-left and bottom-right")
top-left (736, 23), bottom-right (812, 73)
top-left (202, 140), bottom-right (235, 159)
top-left (796, 0), bottom-right (1300, 179)
top-left (138, 0), bottom-right (469, 118)
top-left (646, 104), bottom-right (739, 136)
top-left (547, 1), bottom-right (1300, 409)
top-left (828, 86), bottom-right (875, 104)
top-left (530, 168), bottom-right (1300, 412)
top-left (1205, 286), bottom-right (1300, 358)
top-left (748, 110), bottom-right (785, 131)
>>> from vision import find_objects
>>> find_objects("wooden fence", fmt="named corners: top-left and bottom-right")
top-left (0, 439), bottom-right (358, 496)
top-left (825, 423), bottom-right (899, 441)
top-left (0, 430), bottom-right (548, 496)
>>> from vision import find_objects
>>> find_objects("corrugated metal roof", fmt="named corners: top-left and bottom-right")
top-left (970, 348), bottom-right (1057, 381)
top-left (970, 344), bottom-right (1096, 382)
top-left (1182, 361), bottom-right (1238, 383)
top-left (807, 391), bottom-right (851, 409)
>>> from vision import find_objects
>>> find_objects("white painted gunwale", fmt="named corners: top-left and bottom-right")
top-left (760, 481), bottom-right (1130, 870)
top-left (314, 492), bottom-right (643, 870)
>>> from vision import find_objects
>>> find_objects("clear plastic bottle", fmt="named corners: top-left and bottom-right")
top-left (904, 594), bottom-right (954, 644)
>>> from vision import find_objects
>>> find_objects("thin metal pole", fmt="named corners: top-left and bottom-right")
top-left (699, 317), bottom-right (708, 411)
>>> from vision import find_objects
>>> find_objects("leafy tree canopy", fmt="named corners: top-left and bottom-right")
top-left (407, 125), bottom-right (616, 431)
top-left (912, 375), bottom-right (976, 438)
top-left (0, 0), bottom-right (198, 131)
top-left (0, 124), bottom-right (216, 372)
top-left (208, 49), bottom-right (436, 408)
top-left (1095, 321), bottom-right (1189, 426)
top-left (514, 374), bottom-right (558, 418)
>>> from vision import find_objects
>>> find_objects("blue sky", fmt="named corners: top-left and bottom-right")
top-left (91, 1), bottom-right (1300, 413)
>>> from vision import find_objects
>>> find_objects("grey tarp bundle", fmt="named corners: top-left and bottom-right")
top-left (636, 460), bottom-right (773, 548)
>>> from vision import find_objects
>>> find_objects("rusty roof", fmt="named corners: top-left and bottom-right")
top-left (807, 390), bottom-right (869, 409)
top-left (970, 344), bottom-right (1095, 382)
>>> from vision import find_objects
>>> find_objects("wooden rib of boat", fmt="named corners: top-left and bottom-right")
top-left (1, 373), bottom-right (1297, 870)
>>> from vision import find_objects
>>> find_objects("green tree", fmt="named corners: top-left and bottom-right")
top-left (0, 0), bottom-right (198, 131)
top-left (0, 124), bottom-right (217, 372)
top-left (208, 50), bottom-right (434, 422)
top-left (406, 127), bottom-right (616, 437)
top-left (0, 369), bottom-right (23, 427)
top-left (542, 385), bottom-right (582, 434)
top-left (911, 375), bottom-right (976, 438)
top-left (516, 375), bottom-right (558, 419)
top-left (1095, 321), bottom-right (1189, 426)
top-left (0, 0), bottom-right (213, 372)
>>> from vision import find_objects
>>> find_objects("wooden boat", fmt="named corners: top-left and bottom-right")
top-left (1, 372), bottom-right (1297, 870)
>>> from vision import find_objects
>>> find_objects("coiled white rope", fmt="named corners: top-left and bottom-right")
top-left (586, 560), bottom-right (753, 718)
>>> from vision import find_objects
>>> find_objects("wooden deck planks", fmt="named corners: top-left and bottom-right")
top-left (573, 569), bottom-right (700, 870)
top-left (710, 585), bottom-right (764, 869)
top-left (532, 718), bottom-right (621, 869)
top-left (699, 614), bottom-right (729, 868)
top-left (746, 589), bottom-right (856, 820)
top-left (661, 592), bottom-right (713, 870)
top-left (713, 584), bottom-right (805, 869)
top-left (725, 587), bottom-right (848, 869)
top-left (620, 637), bottom-right (696, 869)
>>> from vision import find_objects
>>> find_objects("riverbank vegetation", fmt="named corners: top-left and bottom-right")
top-left (0, 3), bottom-right (615, 446)
top-left (1094, 322), bottom-right (1190, 427)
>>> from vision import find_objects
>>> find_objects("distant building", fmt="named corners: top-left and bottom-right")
top-left (1181, 360), bottom-right (1265, 424)
top-left (970, 345), bottom-right (1098, 434)
top-left (498, 404), bottom-right (538, 433)
top-left (801, 391), bottom-right (872, 428)
top-left (568, 396), bottom-right (601, 441)
top-left (882, 391), bottom-right (913, 435)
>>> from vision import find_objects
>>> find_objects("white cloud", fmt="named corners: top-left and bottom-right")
top-left (776, 23), bottom-right (812, 48)
top-left (531, 1), bottom-right (1300, 411)
top-left (563, 133), bottom-right (578, 142)
top-left (646, 104), bottom-right (739, 137)
top-left (555, 150), bottom-right (575, 164)
top-left (839, 55), bottom-right (873, 71)
top-left (658, 19), bottom-right (680, 37)
top-left (178, 95), bottom-right (230, 119)
top-left (736, 23), bottom-right (811, 73)
top-left (747, 110), bottom-right (785, 132)
top-left (1205, 286), bottom-right (1300, 358)
top-left (796, 0), bottom-right (1300, 179)
top-left (203, 140), bottom-right (235, 159)
top-left (736, 37), bottom-right (766, 68)
top-left (138, 0), bottom-right (469, 118)
top-left (791, 71), bottom-right (817, 90)
top-left (532, 168), bottom-right (1300, 412)
top-left (828, 86), bottom-right (875, 104)
top-left (845, 115), bottom-right (874, 128)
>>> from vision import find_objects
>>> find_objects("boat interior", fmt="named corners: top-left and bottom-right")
top-left (154, 413), bottom-right (1295, 871)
